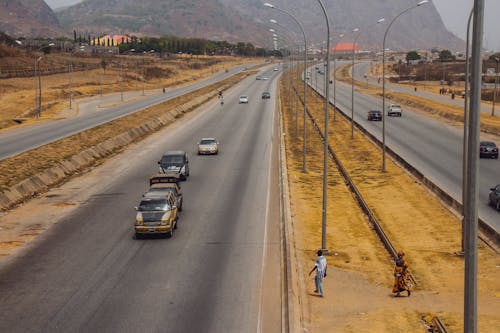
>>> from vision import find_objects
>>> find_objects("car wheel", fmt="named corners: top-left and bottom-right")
top-left (135, 233), bottom-right (142, 240)
top-left (496, 200), bottom-right (500, 211)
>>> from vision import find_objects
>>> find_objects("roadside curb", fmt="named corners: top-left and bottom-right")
top-left (278, 81), bottom-right (305, 332)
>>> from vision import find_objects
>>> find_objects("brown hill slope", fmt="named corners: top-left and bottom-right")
top-left (0, 0), bottom-right (64, 37)
top-left (57, 0), bottom-right (269, 45)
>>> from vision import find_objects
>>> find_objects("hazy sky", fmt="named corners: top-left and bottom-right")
top-left (44, 0), bottom-right (500, 51)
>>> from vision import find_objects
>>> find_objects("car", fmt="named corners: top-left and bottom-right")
top-left (261, 76), bottom-right (269, 80)
top-left (239, 95), bottom-right (249, 104)
top-left (488, 184), bottom-right (500, 211)
top-left (262, 92), bottom-right (271, 99)
top-left (158, 150), bottom-right (190, 180)
top-left (479, 141), bottom-right (498, 159)
top-left (134, 193), bottom-right (179, 238)
top-left (367, 110), bottom-right (382, 121)
top-left (197, 138), bottom-right (219, 155)
top-left (143, 183), bottom-right (183, 211)
top-left (256, 75), bottom-right (262, 80)
top-left (273, 67), bottom-right (279, 71)
top-left (387, 104), bottom-right (402, 117)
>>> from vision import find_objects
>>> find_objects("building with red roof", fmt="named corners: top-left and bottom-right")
top-left (332, 42), bottom-right (361, 55)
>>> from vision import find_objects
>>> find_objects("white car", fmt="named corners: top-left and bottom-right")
top-left (239, 95), bottom-right (249, 104)
top-left (198, 138), bottom-right (219, 155)
top-left (387, 104), bottom-right (402, 117)
top-left (273, 67), bottom-right (279, 71)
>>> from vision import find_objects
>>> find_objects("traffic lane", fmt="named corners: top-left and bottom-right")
top-left (0, 74), bottom-right (278, 332)
top-left (315, 73), bottom-right (500, 231)
top-left (0, 63), bottom-right (259, 161)
top-left (352, 62), bottom-right (494, 115)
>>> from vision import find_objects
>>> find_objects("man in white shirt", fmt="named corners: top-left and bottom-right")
top-left (309, 250), bottom-right (327, 297)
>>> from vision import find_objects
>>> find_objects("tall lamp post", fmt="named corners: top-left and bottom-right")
top-left (315, 0), bottom-right (331, 253)
top-left (264, 2), bottom-right (309, 172)
top-left (464, 1), bottom-right (485, 332)
top-left (333, 33), bottom-right (345, 121)
top-left (34, 42), bottom-right (55, 118)
top-left (382, 0), bottom-right (428, 172)
top-left (492, 56), bottom-right (499, 116)
top-left (350, 18), bottom-right (385, 139)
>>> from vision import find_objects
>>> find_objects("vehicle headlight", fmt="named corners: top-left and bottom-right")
top-left (160, 211), bottom-right (171, 225)
top-left (181, 166), bottom-right (186, 173)
top-left (135, 212), bottom-right (144, 225)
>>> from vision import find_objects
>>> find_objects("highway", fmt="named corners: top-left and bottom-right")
top-left (0, 64), bottom-right (252, 161)
top-left (310, 61), bottom-right (499, 232)
top-left (0, 68), bottom-right (282, 332)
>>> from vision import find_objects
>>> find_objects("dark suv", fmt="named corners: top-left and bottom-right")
top-left (158, 150), bottom-right (190, 180)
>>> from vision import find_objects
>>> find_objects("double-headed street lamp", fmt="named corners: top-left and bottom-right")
top-left (350, 19), bottom-right (385, 139)
top-left (381, 0), bottom-right (428, 172)
top-left (264, 2), bottom-right (309, 173)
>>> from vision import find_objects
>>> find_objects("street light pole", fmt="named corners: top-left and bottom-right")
top-left (382, 0), bottom-right (429, 172)
top-left (492, 57), bottom-right (499, 116)
top-left (464, 1), bottom-right (485, 332)
top-left (333, 33), bottom-right (345, 122)
top-left (351, 19), bottom-right (385, 139)
top-left (461, 7), bottom-right (474, 255)
top-left (315, 0), bottom-right (331, 253)
top-left (265, 3), bottom-right (309, 172)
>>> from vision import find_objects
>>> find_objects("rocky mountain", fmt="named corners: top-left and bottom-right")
top-left (56, 0), bottom-right (270, 45)
top-left (0, 0), bottom-right (64, 37)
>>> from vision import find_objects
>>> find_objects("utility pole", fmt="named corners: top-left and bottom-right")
top-left (464, 1), bottom-right (484, 332)
top-left (69, 63), bottom-right (73, 109)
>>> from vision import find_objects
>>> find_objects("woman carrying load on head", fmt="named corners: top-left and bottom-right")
top-left (392, 250), bottom-right (410, 297)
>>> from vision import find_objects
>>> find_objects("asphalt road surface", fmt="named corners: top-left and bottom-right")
top-left (0, 64), bottom-right (253, 161)
top-left (0, 68), bottom-right (282, 332)
top-left (310, 62), bottom-right (500, 233)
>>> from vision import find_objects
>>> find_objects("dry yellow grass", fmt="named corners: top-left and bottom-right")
top-left (0, 55), bottom-right (254, 130)
top-left (282, 70), bottom-right (500, 332)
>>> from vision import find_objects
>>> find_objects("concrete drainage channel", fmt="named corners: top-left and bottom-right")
top-left (290, 84), bottom-right (449, 333)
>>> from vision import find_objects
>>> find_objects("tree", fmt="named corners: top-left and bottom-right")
top-left (406, 51), bottom-right (421, 64)
top-left (439, 49), bottom-right (455, 62)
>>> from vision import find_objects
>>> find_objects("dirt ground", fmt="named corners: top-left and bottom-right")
top-left (0, 54), bottom-right (253, 130)
top-left (281, 72), bottom-right (500, 332)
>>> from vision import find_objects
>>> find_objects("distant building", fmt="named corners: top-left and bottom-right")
top-left (91, 35), bottom-right (134, 47)
top-left (332, 43), bottom-right (361, 55)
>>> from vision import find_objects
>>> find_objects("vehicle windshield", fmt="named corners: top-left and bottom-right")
top-left (161, 155), bottom-right (184, 167)
top-left (481, 142), bottom-right (495, 147)
top-left (200, 139), bottom-right (217, 145)
top-left (391, 105), bottom-right (401, 108)
top-left (138, 199), bottom-right (170, 211)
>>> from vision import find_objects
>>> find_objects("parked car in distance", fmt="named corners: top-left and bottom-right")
top-left (239, 95), bottom-right (249, 104)
top-left (387, 104), bottom-right (402, 117)
top-left (134, 193), bottom-right (179, 238)
top-left (158, 150), bottom-right (189, 180)
top-left (479, 141), bottom-right (498, 159)
top-left (367, 110), bottom-right (382, 121)
top-left (198, 138), bottom-right (219, 155)
top-left (262, 92), bottom-right (271, 99)
top-left (488, 184), bottom-right (500, 211)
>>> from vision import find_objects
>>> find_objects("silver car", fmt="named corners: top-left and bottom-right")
top-left (198, 138), bottom-right (219, 155)
top-left (239, 95), bottom-right (249, 104)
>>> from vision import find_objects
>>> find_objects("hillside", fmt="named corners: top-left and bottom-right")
top-left (58, 0), bottom-right (463, 50)
top-left (56, 0), bottom-right (270, 45)
top-left (0, 0), bottom-right (64, 37)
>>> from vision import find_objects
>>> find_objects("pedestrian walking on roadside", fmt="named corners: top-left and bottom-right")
top-left (309, 250), bottom-right (327, 297)
top-left (392, 251), bottom-right (410, 297)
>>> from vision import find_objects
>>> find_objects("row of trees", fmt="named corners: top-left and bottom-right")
top-left (118, 36), bottom-right (269, 57)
